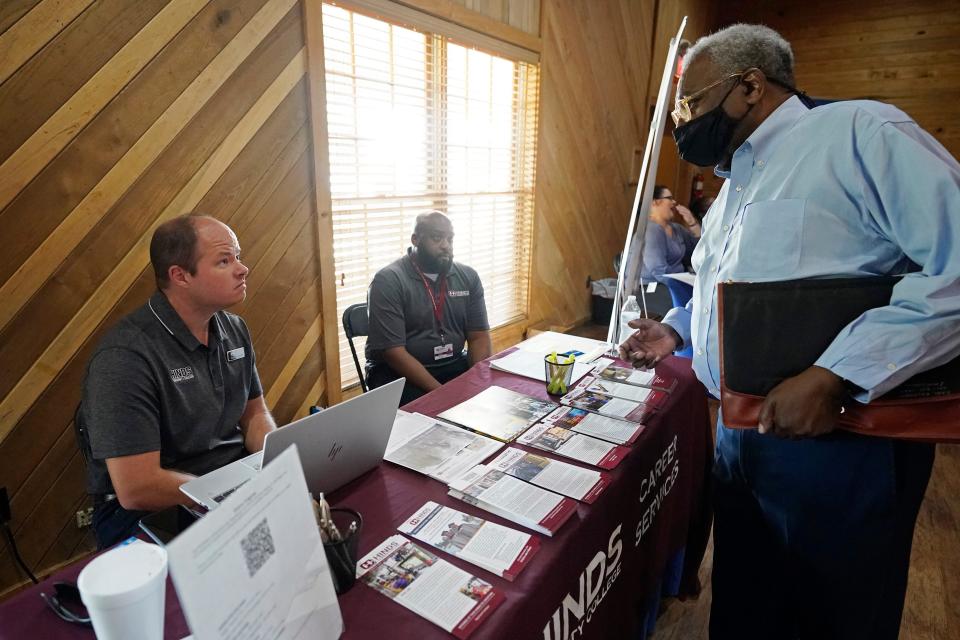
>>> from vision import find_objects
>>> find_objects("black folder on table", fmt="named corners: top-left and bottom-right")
top-left (718, 276), bottom-right (960, 442)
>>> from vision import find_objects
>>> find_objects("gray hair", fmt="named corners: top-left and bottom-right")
top-left (685, 24), bottom-right (795, 87)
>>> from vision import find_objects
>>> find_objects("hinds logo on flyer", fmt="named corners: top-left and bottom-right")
top-left (541, 524), bottom-right (623, 640)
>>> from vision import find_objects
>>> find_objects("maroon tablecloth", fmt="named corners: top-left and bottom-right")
top-left (0, 354), bottom-right (712, 640)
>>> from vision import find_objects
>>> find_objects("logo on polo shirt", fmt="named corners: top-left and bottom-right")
top-left (169, 366), bottom-right (195, 383)
top-left (447, 290), bottom-right (470, 297)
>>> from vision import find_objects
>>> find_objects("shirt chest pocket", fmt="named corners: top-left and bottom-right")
top-left (732, 198), bottom-right (805, 278)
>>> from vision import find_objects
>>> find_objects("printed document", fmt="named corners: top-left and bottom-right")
top-left (489, 349), bottom-right (595, 384)
top-left (438, 386), bottom-right (558, 442)
top-left (542, 406), bottom-right (645, 445)
top-left (167, 446), bottom-right (342, 640)
top-left (357, 535), bottom-right (504, 639)
top-left (398, 502), bottom-right (539, 581)
top-left (517, 421), bottom-right (628, 469)
top-left (385, 412), bottom-right (503, 483)
top-left (488, 448), bottom-right (609, 504)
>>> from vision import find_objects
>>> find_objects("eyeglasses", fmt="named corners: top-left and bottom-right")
top-left (671, 70), bottom-right (750, 125)
top-left (41, 582), bottom-right (92, 627)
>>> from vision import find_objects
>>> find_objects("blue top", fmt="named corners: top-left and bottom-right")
top-left (662, 95), bottom-right (960, 402)
top-left (640, 221), bottom-right (698, 283)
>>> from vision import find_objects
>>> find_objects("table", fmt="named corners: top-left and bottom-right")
top-left (0, 354), bottom-right (712, 639)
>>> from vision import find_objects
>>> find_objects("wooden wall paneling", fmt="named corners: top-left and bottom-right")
top-left (192, 93), bottom-right (309, 227)
top-left (0, 0), bottom-right (326, 593)
top-left (0, 0), bottom-right (43, 34)
top-left (0, 0), bottom-right (168, 164)
top-left (0, 0), bottom-right (208, 213)
top-left (0, 0), bottom-right (94, 86)
top-left (719, 0), bottom-right (960, 160)
top-left (302, 0), bottom-right (343, 404)
top-left (273, 339), bottom-right (326, 420)
top-left (529, 0), bottom-right (656, 329)
top-left (0, 15), bottom-right (306, 436)
top-left (0, 0), bottom-right (271, 323)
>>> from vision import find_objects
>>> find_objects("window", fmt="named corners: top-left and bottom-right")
top-left (321, 3), bottom-right (540, 388)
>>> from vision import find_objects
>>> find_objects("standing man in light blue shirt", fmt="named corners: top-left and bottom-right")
top-left (620, 24), bottom-right (960, 640)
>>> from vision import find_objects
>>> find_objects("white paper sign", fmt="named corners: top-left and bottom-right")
top-left (167, 446), bottom-right (343, 640)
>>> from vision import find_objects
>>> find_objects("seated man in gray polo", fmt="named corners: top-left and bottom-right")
top-left (80, 214), bottom-right (276, 548)
top-left (366, 212), bottom-right (492, 405)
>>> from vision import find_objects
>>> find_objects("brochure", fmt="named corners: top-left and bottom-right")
top-left (447, 464), bottom-right (577, 537)
top-left (398, 502), bottom-right (539, 581)
top-left (357, 535), bottom-right (504, 639)
top-left (594, 359), bottom-right (678, 392)
top-left (517, 421), bottom-right (629, 470)
top-left (542, 406), bottom-right (645, 445)
top-left (514, 330), bottom-right (611, 363)
top-left (488, 448), bottom-right (610, 504)
top-left (586, 377), bottom-right (670, 408)
top-left (385, 412), bottom-right (503, 483)
top-left (438, 385), bottom-right (558, 442)
top-left (561, 376), bottom-right (655, 423)
top-left (489, 349), bottom-right (595, 385)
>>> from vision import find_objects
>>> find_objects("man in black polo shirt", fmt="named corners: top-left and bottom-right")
top-left (80, 214), bottom-right (276, 548)
top-left (366, 212), bottom-right (492, 404)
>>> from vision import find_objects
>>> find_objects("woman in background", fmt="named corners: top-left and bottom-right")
top-left (639, 185), bottom-right (700, 316)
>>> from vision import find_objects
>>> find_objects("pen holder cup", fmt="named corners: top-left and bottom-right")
top-left (322, 508), bottom-right (363, 595)
top-left (544, 356), bottom-right (575, 396)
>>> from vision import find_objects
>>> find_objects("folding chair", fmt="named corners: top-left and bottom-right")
top-left (342, 303), bottom-right (370, 392)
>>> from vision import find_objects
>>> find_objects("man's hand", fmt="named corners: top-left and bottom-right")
top-left (618, 319), bottom-right (681, 369)
top-left (758, 365), bottom-right (847, 438)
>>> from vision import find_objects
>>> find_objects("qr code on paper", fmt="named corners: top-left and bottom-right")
top-left (240, 518), bottom-right (275, 577)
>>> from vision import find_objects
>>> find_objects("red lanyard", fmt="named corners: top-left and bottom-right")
top-left (411, 257), bottom-right (447, 340)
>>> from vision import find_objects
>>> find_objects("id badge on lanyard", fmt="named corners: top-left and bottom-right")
top-left (413, 259), bottom-right (453, 361)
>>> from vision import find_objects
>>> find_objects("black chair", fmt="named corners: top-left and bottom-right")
top-left (342, 303), bottom-right (370, 392)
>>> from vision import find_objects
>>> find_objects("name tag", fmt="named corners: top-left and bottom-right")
top-left (434, 343), bottom-right (454, 361)
top-left (447, 290), bottom-right (470, 297)
top-left (226, 347), bottom-right (246, 362)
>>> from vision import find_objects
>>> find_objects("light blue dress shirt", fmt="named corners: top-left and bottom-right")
top-left (662, 95), bottom-right (960, 403)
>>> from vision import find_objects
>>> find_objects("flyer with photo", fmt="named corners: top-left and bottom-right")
top-left (586, 377), bottom-right (670, 408)
top-left (561, 378), bottom-right (655, 423)
top-left (385, 412), bottom-right (504, 483)
top-left (542, 406), bottom-right (645, 445)
top-left (447, 464), bottom-right (577, 537)
top-left (356, 535), bottom-right (504, 639)
top-left (398, 502), bottom-right (539, 581)
top-left (517, 421), bottom-right (628, 470)
top-left (438, 385), bottom-right (559, 442)
top-left (487, 448), bottom-right (610, 504)
top-left (595, 360), bottom-right (678, 392)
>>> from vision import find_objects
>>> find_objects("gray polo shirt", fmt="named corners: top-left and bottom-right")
top-left (80, 291), bottom-right (263, 495)
top-left (365, 252), bottom-right (489, 368)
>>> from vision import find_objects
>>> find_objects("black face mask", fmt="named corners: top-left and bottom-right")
top-left (673, 82), bottom-right (753, 167)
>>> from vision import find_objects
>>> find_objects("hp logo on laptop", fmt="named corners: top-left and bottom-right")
top-left (328, 442), bottom-right (343, 461)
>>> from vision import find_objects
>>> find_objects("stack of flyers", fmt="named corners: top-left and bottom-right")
top-left (594, 359), bottom-right (678, 392)
top-left (488, 448), bottom-right (610, 504)
top-left (357, 535), bottom-right (504, 639)
top-left (586, 378), bottom-right (670, 408)
top-left (542, 406), bottom-right (645, 445)
top-left (448, 464), bottom-right (577, 537)
top-left (398, 502), bottom-right (539, 581)
top-left (561, 377), bottom-right (656, 423)
top-left (517, 421), bottom-right (629, 470)
top-left (438, 385), bottom-right (559, 442)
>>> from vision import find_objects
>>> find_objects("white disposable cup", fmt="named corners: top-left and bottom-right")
top-left (78, 541), bottom-right (168, 640)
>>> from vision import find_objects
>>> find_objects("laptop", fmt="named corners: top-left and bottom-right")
top-left (180, 378), bottom-right (404, 510)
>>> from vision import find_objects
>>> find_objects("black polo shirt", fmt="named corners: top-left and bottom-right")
top-left (365, 251), bottom-right (489, 368)
top-left (81, 291), bottom-right (262, 495)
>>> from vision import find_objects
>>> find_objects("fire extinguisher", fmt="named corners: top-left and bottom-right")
top-left (690, 171), bottom-right (704, 203)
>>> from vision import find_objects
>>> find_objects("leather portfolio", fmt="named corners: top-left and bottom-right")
top-left (718, 276), bottom-right (960, 442)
